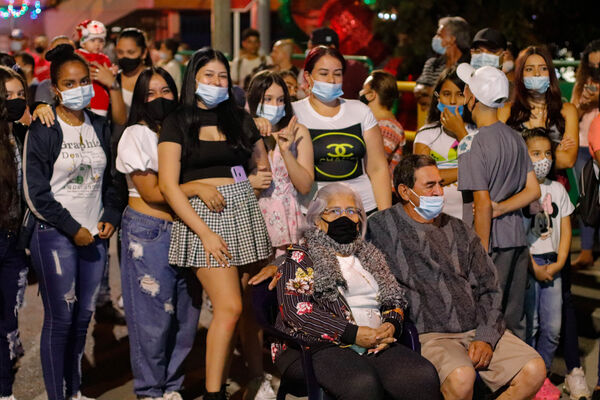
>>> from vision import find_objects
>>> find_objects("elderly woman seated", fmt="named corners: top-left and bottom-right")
top-left (271, 182), bottom-right (442, 400)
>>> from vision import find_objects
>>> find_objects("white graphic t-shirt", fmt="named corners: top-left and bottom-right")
top-left (51, 114), bottom-right (106, 235)
top-left (524, 179), bottom-right (575, 255)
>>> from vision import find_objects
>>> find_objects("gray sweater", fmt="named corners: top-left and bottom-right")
top-left (367, 204), bottom-right (506, 348)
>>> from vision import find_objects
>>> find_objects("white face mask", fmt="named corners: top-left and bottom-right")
top-left (195, 82), bottom-right (229, 108)
top-left (59, 84), bottom-right (95, 111)
top-left (256, 103), bottom-right (285, 126)
top-left (502, 60), bottom-right (515, 73)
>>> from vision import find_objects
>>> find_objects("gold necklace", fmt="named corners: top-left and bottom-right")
top-left (57, 107), bottom-right (85, 146)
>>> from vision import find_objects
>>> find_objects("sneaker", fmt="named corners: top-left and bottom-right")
top-left (0, 395), bottom-right (17, 400)
top-left (255, 374), bottom-right (277, 400)
top-left (94, 301), bottom-right (126, 325)
top-left (534, 378), bottom-right (561, 400)
top-left (69, 393), bottom-right (95, 400)
top-left (163, 392), bottom-right (182, 400)
top-left (565, 367), bottom-right (592, 400)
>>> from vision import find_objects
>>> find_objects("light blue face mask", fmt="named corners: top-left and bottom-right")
top-left (174, 54), bottom-right (184, 63)
top-left (257, 103), bottom-right (286, 126)
top-left (60, 84), bottom-right (95, 111)
top-left (410, 189), bottom-right (444, 220)
top-left (436, 102), bottom-right (464, 116)
top-left (195, 82), bottom-right (229, 108)
top-left (524, 76), bottom-right (550, 94)
top-left (470, 53), bottom-right (500, 69)
top-left (431, 36), bottom-right (446, 55)
top-left (311, 80), bottom-right (344, 103)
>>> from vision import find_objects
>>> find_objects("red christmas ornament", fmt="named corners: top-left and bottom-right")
top-left (317, 0), bottom-right (387, 64)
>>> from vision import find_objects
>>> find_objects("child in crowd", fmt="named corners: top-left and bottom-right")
top-left (248, 70), bottom-right (314, 256)
top-left (522, 128), bottom-right (573, 398)
top-left (75, 19), bottom-right (113, 116)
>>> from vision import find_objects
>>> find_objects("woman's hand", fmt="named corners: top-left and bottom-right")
top-left (97, 222), bottom-right (115, 239)
top-left (32, 103), bottom-right (55, 127)
top-left (194, 182), bottom-right (226, 212)
top-left (248, 264), bottom-right (280, 290)
top-left (355, 326), bottom-right (379, 349)
top-left (199, 229), bottom-right (231, 267)
top-left (73, 227), bottom-right (94, 246)
top-left (90, 61), bottom-right (116, 88)
top-left (440, 108), bottom-right (468, 141)
top-left (253, 117), bottom-right (273, 137)
top-left (275, 116), bottom-right (297, 154)
top-left (248, 167), bottom-right (273, 190)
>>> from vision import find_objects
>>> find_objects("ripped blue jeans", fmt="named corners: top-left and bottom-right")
top-left (0, 229), bottom-right (28, 396)
top-left (30, 222), bottom-right (106, 400)
top-left (120, 207), bottom-right (200, 397)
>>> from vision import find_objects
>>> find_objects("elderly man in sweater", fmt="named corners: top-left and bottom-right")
top-left (367, 154), bottom-right (545, 400)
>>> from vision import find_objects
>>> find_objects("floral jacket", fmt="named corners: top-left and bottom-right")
top-left (271, 243), bottom-right (406, 365)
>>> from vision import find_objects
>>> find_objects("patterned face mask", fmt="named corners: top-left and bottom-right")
top-left (533, 157), bottom-right (552, 180)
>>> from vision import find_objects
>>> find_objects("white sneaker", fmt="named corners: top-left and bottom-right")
top-left (163, 392), bottom-right (182, 400)
top-left (565, 367), bottom-right (592, 400)
top-left (0, 395), bottom-right (17, 400)
top-left (69, 393), bottom-right (95, 400)
top-left (254, 374), bottom-right (277, 400)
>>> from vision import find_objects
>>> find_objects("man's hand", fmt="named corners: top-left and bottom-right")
top-left (468, 340), bottom-right (493, 370)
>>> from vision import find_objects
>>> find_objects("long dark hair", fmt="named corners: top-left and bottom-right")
top-left (0, 66), bottom-right (26, 230)
top-left (118, 28), bottom-right (153, 67)
top-left (179, 47), bottom-right (255, 159)
top-left (424, 66), bottom-right (471, 125)
top-left (127, 67), bottom-right (178, 132)
top-left (247, 70), bottom-right (293, 131)
top-left (574, 39), bottom-right (600, 101)
top-left (507, 46), bottom-right (564, 135)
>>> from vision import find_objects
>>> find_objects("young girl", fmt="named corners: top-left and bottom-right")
top-left (0, 65), bottom-right (29, 400)
top-left (23, 44), bottom-right (120, 400)
top-left (116, 67), bottom-right (201, 400)
top-left (158, 48), bottom-right (271, 400)
top-left (500, 128), bottom-right (573, 398)
top-left (414, 66), bottom-right (477, 219)
top-left (248, 70), bottom-right (314, 257)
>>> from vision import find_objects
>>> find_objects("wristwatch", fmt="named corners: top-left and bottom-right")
top-left (110, 79), bottom-right (121, 91)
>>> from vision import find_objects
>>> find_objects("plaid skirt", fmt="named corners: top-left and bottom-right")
top-left (168, 180), bottom-right (272, 268)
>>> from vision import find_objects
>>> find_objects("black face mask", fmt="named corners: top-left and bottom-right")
top-left (146, 97), bottom-right (177, 122)
top-left (590, 66), bottom-right (600, 83)
top-left (322, 216), bottom-right (359, 244)
top-left (118, 57), bottom-right (142, 74)
top-left (359, 94), bottom-right (370, 105)
top-left (34, 46), bottom-right (45, 54)
top-left (5, 98), bottom-right (27, 122)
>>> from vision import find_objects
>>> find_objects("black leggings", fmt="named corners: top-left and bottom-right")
top-left (283, 344), bottom-right (442, 400)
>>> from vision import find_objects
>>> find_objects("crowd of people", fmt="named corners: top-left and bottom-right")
top-left (0, 12), bottom-right (599, 400)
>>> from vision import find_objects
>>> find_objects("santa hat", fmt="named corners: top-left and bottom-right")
top-left (76, 19), bottom-right (106, 43)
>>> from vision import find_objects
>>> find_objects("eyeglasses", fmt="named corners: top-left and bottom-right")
top-left (322, 207), bottom-right (362, 217)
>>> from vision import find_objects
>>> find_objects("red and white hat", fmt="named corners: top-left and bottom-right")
top-left (76, 19), bottom-right (107, 43)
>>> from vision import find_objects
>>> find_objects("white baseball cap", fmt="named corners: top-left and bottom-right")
top-left (457, 63), bottom-right (509, 108)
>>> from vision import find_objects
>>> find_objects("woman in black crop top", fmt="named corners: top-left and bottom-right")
top-left (158, 48), bottom-right (272, 399)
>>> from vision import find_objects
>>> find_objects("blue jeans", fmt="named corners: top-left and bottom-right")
top-left (30, 222), bottom-right (107, 400)
top-left (525, 252), bottom-right (562, 371)
top-left (120, 207), bottom-right (201, 397)
top-left (0, 230), bottom-right (28, 396)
